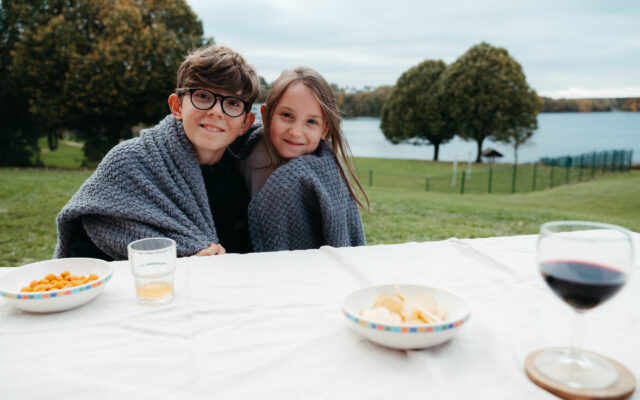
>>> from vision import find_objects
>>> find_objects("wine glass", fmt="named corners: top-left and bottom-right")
top-left (535, 221), bottom-right (633, 389)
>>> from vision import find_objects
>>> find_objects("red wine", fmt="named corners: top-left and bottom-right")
top-left (540, 260), bottom-right (626, 310)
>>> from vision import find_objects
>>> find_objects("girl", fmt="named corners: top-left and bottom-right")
top-left (233, 66), bottom-right (369, 251)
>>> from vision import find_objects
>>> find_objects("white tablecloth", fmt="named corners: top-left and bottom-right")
top-left (1, 235), bottom-right (638, 399)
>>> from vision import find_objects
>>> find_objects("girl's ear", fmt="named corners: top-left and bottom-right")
top-left (260, 105), bottom-right (266, 121)
top-left (168, 93), bottom-right (183, 120)
top-left (321, 123), bottom-right (329, 140)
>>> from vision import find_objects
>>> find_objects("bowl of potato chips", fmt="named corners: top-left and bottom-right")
top-left (342, 284), bottom-right (471, 350)
top-left (0, 258), bottom-right (112, 313)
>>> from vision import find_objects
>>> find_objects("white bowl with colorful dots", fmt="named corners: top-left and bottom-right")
top-left (0, 258), bottom-right (113, 313)
top-left (342, 284), bottom-right (471, 350)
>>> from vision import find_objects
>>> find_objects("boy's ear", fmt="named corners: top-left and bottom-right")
top-left (168, 93), bottom-right (183, 120)
top-left (260, 105), bottom-right (266, 121)
top-left (239, 112), bottom-right (256, 136)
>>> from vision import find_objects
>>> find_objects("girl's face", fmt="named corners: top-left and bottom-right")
top-left (267, 82), bottom-right (328, 159)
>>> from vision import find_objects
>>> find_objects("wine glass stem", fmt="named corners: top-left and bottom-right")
top-left (569, 310), bottom-right (586, 358)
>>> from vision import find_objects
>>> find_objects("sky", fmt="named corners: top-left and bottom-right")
top-left (186, 0), bottom-right (640, 99)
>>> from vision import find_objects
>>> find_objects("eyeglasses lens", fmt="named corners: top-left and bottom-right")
top-left (190, 89), bottom-right (245, 117)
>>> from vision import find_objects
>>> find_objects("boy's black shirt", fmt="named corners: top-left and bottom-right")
top-left (68, 150), bottom-right (252, 259)
top-left (200, 151), bottom-right (253, 254)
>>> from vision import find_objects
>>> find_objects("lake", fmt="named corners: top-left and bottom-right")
top-left (341, 112), bottom-right (640, 164)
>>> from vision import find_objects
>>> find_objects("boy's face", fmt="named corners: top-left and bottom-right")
top-left (169, 88), bottom-right (255, 165)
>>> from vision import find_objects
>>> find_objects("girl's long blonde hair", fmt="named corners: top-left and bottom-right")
top-left (262, 66), bottom-right (369, 211)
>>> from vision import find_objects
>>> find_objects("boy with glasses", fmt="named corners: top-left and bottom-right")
top-left (55, 45), bottom-right (259, 260)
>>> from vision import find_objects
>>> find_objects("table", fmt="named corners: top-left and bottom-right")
top-left (1, 235), bottom-right (639, 399)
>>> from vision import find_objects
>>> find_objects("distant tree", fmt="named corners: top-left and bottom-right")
top-left (438, 42), bottom-right (539, 162)
top-left (621, 98), bottom-right (640, 112)
top-left (8, 0), bottom-right (208, 163)
top-left (256, 76), bottom-right (270, 103)
top-left (331, 85), bottom-right (392, 117)
top-left (380, 60), bottom-right (454, 161)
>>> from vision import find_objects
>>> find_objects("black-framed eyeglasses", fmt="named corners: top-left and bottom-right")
top-left (176, 88), bottom-right (249, 118)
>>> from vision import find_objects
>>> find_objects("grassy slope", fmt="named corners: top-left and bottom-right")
top-left (361, 170), bottom-right (640, 244)
top-left (0, 169), bottom-right (92, 266)
top-left (34, 137), bottom-right (87, 168)
top-left (1, 158), bottom-right (637, 266)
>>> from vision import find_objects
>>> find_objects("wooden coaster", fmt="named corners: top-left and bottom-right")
top-left (525, 347), bottom-right (636, 400)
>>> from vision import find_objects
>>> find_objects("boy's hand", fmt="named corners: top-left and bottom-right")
top-left (195, 243), bottom-right (226, 256)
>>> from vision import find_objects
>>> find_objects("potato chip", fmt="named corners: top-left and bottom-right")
top-left (360, 307), bottom-right (403, 324)
top-left (372, 295), bottom-right (403, 314)
top-left (361, 286), bottom-right (447, 325)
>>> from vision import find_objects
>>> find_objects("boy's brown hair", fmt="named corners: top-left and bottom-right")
top-left (176, 45), bottom-right (260, 105)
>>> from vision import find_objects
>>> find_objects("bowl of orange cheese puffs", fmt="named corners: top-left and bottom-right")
top-left (342, 284), bottom-right (471, 350)
top-left (0, 258), bottom-right (113, 313)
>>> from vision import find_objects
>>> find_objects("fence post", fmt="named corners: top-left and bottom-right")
top-left (425, 175), bottom-right (430, 192)
top-left (550, 166), bottom-right (554, 188)
top-left (602, 152), bottom-right (607, 175)
top-left (532, 163), bottom-right (537, 191)
top-left (565, 159), bottom-right (570, 184)
top-left (591, 152), bottom-right (596, 179)
top-left (460, 171), bottom-right (466, 194)
top-left (511, 164), bottom-right (517, 193)
top-left (578, 154), bottom-right (584, 182)
top-left (619, 150), bottom-right (624, 172)
top-left (488, 167), bottom-right (493, 194)
top-left (369, 170), bottom-right (373, 187)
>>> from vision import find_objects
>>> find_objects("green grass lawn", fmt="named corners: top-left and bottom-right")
top-left (33, 137), bottom-right (88, 168)
top-left (1, 162), bottom-right (638, 267)
top-left (360, 170), bottom-right (640, 244)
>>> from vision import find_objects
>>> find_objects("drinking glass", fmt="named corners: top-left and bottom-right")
top-left (128, 237), bottom-right (176, 304)
top-left (535, 221), bottom-right (633, 389)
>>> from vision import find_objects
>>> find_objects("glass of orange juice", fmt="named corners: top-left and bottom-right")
top-left (128, 238), bottom-right (176, 304)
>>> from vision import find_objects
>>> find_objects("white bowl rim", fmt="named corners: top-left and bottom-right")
top-left (342, 283), bottom-right (471, 333)
top-left (0, 258), bottom-right (113, 300)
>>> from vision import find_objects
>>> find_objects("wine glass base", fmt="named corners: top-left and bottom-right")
top-left (534, 347), bottom-right (617, 389)
top-left (525, 347), bottom-right (636, 399)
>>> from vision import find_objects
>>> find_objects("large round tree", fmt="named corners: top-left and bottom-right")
top-left (437, 42), bottom-right (539, 162)
top-left (9, 0), bottom-right (208, 162)
top-left (380, 59), bottom-right (454, 161)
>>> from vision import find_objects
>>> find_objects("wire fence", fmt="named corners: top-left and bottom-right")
top-left (361, 149), bottom-right (634, 195)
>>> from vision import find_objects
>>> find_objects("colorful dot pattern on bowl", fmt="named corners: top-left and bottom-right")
top-left (343, 309), bottom-right (470, 332)
top-left (0, 274), bottom-right (112, 300)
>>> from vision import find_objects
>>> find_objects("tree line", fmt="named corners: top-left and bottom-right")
top-left (540, 97), bottom-right (640, 112)
top-left (326, 89), bottom-right (640, 117)
top-left (2, 2), bottom-right (636, 167)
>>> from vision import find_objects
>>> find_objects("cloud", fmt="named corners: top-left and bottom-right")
top-left (186, 0), bottom-right (640, 97)
top-left (543, 87), bottom-right (640, 99)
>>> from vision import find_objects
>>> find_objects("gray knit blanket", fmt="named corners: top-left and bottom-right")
top-left (54, 115), bottom-right (217, 260)
top-left (234, 131), bottom-right (365, 252)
